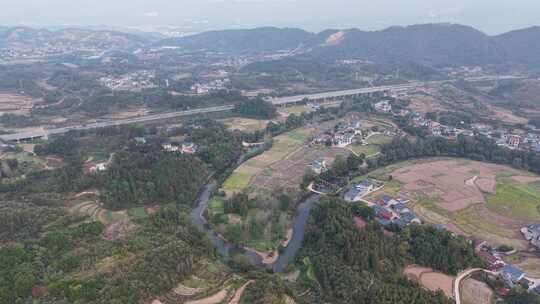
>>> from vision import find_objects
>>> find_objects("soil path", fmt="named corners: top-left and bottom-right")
top-left (228, 281), bottom-right (253, 304)
top-left (185, 287), bottom-right (230, 304)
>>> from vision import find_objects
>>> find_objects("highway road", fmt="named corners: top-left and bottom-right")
top-left (0, 76), bottom-right (523, 142)
top-left (0, 105), bottom-right (234, 142)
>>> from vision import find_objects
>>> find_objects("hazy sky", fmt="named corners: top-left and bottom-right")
top-left (2, 0), bottom-right (539, 34)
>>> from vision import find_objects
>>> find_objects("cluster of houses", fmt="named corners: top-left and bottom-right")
top-left (310, 159), bottom-right (328, 174)
top-left (190, 78), bottom-right (230, 95)
top-left (407, 113), bottom-right (540, 153)
top-left (162, 141), bottom-right (198, 154)
top-left (472, 239), bottom-right (540, 296)
top-left (99, 70), bottom-right (157, 92)
top-left (472, 123), bottom-right (540, 151)
top-left (371, 195), bottom-right (422, 228)
top-left (343, 179), bottom-right (381, 202)
top-left (311, 121), bottom-right (363, 148)
top-left (343, 180), bottom-right (422, 229)
top-left (410, 113), bottom-right (471, 138)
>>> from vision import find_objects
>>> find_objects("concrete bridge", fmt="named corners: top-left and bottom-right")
top-left (268, 83), bottom-right (417, 105)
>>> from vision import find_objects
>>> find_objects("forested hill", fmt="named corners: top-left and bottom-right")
top-left (305, 24), bottom-right (506, 67)
top-left (158, 23), bottom-right (540, 69)
top-left (494, 26), bottom-right (540, 67)
top-left (156, 27), bottom-right (314, 53)
top-left (0, 26), bottom-right (154, 49)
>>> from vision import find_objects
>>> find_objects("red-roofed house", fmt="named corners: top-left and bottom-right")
top-left (353, 216), bottom-right (367, 230)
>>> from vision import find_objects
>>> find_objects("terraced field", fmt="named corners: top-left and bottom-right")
top-left (157, 259), bottom-right (248, 304)
top-left (67, 196), bottom-right (130, 224)
top-left (222, 127), bottom-right (312, 193)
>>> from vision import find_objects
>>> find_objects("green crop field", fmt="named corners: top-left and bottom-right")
top-left (350, 144), bottom-right (380, 157)
top-left (486, 178), bottom-right (540, 221)
top-left (287, 130), bottom-right (311, 142)
top-left (127, 207), bottom-right (148, 219)
top-left (209, 198), bottom-right (225, 216)
top-left (222, 172), bottom-right (252, 192)
top-left (89, 151), bottom-right (110, 162)
top-left (367, 134), bottom-right (393, 145)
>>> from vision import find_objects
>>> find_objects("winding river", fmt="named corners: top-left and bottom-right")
top-left (190, 182), bottom-right (320, 273)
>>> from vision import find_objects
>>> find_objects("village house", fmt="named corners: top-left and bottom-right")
top-left (343, 180), bottom-right (376, 202)
top-left (312, 133), bottom-right (333, 146)
top-left (341, 121), bottom-right (363, 135)
top-left (394, 212), bottom-right (421, 228)
top-left (423, 120), bottom-right (443, 136)
top-left (521, 224), bottom-right (540, 249)
top-left (500, 264), bottom-right (525, 288)
top-left (333, 132), bottom-right (356, 147)
top-left (507, 135), bottom-right (521, 149)
top-left (162, 142), bottom-right (180, 152)
top-left (374, 100), bottom-right (392, 113)
top-left (311, 159), bottom-right (328, 174)
top-left (392, 202), bottom-right (411, 214)
top-left (373, 205), bottom-right (393, 220)
top-left (474, 241), bottom-right (505, 271)
top-left (88, 163), bottom-right (107, 173)
top-left (181, 142), bottom-right (198, 154)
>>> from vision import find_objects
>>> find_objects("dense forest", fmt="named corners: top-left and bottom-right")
top-left (234, 98), bottom-right (278, 119)
top-left (0, 206), bottom-right (215, 304)
top-left (300, 198), bottom-right (479, 304)
top-left (185, 119), bottom-right (243, 173)
top-left (103, 152), bottom-right (208, 210)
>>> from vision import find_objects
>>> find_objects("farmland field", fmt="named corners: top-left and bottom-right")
top-left (403, 265), bottom-right (454, 298)
top-left (208, 198), bottom-right (225, 217)
top-left (0, 91), bottom-right (39, 115)
top-left (220, 117), bottom-right (269, 132)
top-left (222, 127), bottom-right (312, 193)
top-left (486, 177), bottom-right (540, 221)
top-left (278, 105), bottom-right (315, 116)
top-left (250, 145), bottom-right (350, 191)
top-left (349, 144), bottom-right (380, 157)
top-left (461, 278), bottom-right (494, 304)
top-left (366, 134), bottom-right (393, 145)
top-left (365, 158), bottom-right (539, 249)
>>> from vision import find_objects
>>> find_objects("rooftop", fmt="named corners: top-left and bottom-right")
top-left (501, 265), bottom-right (524, 279)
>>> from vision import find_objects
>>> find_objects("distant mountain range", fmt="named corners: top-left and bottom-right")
top-left (1, 23), bottom-right (539, 69)
top-left (157, 23), bottom-right (540, 69)
top-left (0, 26), bottom-right (155, 50)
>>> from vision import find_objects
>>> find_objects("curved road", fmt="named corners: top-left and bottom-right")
top-left (453, 268), bottom-right (496, 304)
